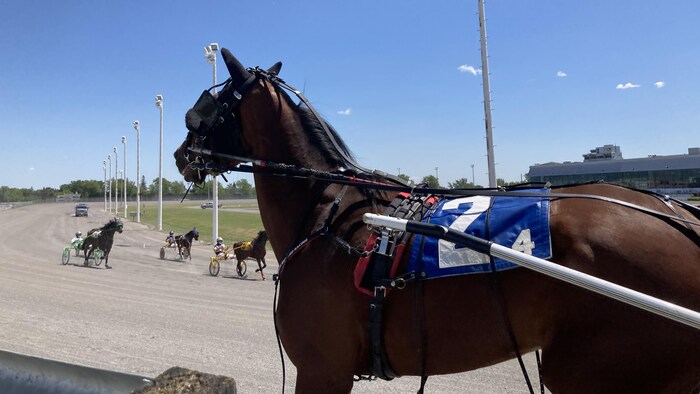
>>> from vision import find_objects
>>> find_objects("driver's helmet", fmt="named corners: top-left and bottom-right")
top-left (216, 237), bottom-right (223, 244)
top-left (76, 231), bottom-right (82, 237)
top-left (169, 231), bottom-right (174, 236)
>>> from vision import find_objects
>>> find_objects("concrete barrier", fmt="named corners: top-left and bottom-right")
top-left (0, 349), bottom-right (152, 394)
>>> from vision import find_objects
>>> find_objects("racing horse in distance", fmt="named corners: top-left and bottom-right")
top-left (174, 48), bottom-right (700, 393)
top-left (233, 230), bottom-right (268, 280)
top-left (177, 227), bottom-right (199, 260)
top-left (82, 217), bottom-right (123, 269)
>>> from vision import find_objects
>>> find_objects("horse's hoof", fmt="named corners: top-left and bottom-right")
top-left (105, 265), bottom-right (112, 269)
top-left (255, 268), bottom-right (260, 272)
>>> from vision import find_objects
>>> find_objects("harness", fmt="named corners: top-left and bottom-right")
top-left (180, 60), bottom-right (700, 393)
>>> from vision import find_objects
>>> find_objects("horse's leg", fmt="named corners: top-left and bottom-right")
top-left (83, 247), bottom-right (91, 266)
top-left (256, 258), bottom-right (266, 280)
top-left (104, 252), bottom-right (111, 269)
top-left (279, 291), bottom-right (358, 393)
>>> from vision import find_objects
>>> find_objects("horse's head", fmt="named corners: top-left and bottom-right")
top-left (102, 218), bottom-right (123, 233)
top-left (174, 49), bottom-right (275, 185)
top-left (192, 228), bottom-right (199, 240)
top-left (174, 48), bottom-right (362, 186)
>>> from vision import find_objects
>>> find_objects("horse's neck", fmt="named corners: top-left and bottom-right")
top-left (246, 89), bottom-right (368, 256)
top-left (253, 175), bottom-right (328, 259)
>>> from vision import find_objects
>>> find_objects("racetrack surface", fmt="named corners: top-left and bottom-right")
top-left (0, 203), bottom-right (544, 393)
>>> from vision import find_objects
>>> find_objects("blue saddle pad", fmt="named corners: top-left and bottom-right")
top-left (408, 190), bottom-right (552, 279)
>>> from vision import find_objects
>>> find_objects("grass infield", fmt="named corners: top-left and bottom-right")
top-left (136, 199), bottom-right (264, 244)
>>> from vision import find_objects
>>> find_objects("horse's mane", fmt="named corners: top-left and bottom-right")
top-left (276, 87), bottom-right (355, 170)
top-left (101, 218), bottom-right (121, 231)
top-left (253, 230), bottom-right (267, 245)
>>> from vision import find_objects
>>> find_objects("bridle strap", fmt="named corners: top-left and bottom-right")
top-left (253, 69), bottom-right (375, 177)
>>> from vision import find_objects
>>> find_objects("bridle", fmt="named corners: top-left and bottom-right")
top-left (182, 65), bottom-right (400, 185)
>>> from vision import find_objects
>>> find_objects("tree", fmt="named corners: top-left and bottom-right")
top-left (140, 176), bottom-right (148, 195)
top-left (235, 179), bottom-right (255, 197)
top-left (396, 173), bottom-right (411, 183)
top-left (448, 178), bottom-right (479, 189)
top-left (420, 175), bottom-right (441, 189)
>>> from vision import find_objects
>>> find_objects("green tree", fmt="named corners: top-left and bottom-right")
top-left (420, 175), bottom-right (441, 189)
top-left (448, 178), bottom-right (477, 189)
top-left (396, 173), bottom-right (411, 183)
top-left (235, 179), bottom-right (255, 197)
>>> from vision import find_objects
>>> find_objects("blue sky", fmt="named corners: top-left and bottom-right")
top-left (2, 1), bottom-right (699, 189)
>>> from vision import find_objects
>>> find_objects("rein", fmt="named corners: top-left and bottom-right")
top-left (186, 147), bottom-right (700, 231)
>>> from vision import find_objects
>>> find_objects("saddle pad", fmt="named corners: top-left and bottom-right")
top-left (408, 190), bottom-right (551, 279)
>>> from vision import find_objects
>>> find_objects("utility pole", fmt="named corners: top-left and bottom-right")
top-left (478, 0), bottom-right (497, 187)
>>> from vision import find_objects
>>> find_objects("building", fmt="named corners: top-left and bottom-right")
top-left (527, 145), bottom-right (700, 195)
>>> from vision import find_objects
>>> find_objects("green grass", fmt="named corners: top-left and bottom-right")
top-left (136, 199), bottom-right (264, 244)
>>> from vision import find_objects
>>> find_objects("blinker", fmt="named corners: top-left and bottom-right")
top-left (185, 90), bottom-right (223, 137)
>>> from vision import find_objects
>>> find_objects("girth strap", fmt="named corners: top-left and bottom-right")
top-left (369, 286), bottom-right (396, 380)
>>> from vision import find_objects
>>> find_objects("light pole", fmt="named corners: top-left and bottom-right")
top-left (108, 155), bottom-right (112, 212)
top-left (134, 120), bottom-right (141, 223)
top-left (478, 0), bottom-right (497, 187)
top-left (103, 160), bottom-right (107, 211)
top-left (155, 95), bottom-right (163, 231)
top-left (114, 146), bottom-right (119, 216)
top-left (435, 167), bottom-right (439, 184)
top-left (122, 135), bottom-right (127, 219)
top-left (471, 164), bottom-right (475, 186)
top-left (205, 42), bottom-right (220, 243)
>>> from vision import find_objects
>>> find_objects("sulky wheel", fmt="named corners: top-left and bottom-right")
top-left (159, 247), bottom-right (165, 260)
top-left (237, 261), bottom-right (247, 277)
top-left (62, 248), bottom-right (71, 265)
top-left (209, 258), bottom-right (220, 276)
top-left (93, 249), bottom-right (103, 267)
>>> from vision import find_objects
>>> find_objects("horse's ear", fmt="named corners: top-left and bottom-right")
top-left (267, 61), bottom-right (282, 76)
top-left (221, 48), bottom-right (252, 88)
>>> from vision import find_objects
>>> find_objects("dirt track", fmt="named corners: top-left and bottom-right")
top-left (0, 203), bottom-right (542, 393)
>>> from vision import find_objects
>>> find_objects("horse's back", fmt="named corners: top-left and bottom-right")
top-left (540, 183), bottom-right (700, 392)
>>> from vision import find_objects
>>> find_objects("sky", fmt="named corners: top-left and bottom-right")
top-left (1, 0), bottom-right (700, 190)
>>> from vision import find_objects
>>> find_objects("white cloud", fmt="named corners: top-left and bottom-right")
top-left (654, 81), bottom-right (666, 88)
top-left (458, 65), bottom-right (481, 75)
top-left (556, 71), bottom-right (567, 78)
top-left (337, 108), bottom-right (352, 116)
top-left (28, 167), bottom-right (35, 172)
top-left (616, 82), bottom-right (641, 90)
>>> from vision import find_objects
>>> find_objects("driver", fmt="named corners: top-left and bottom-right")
top-left (214, 237), bottom-right (227, 257)
top-left (165, 231), bottom-right (176, 246)
top-left (71, 231), bottom-right (83, 246)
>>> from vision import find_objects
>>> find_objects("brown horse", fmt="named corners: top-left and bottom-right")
top-left (232, 230), bottom-right (268, 280)
top-left (174, 48), bottom-right (700, 393)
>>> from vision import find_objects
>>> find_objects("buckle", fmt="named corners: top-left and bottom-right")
top-left (373, 286), bottom-right (386, 298)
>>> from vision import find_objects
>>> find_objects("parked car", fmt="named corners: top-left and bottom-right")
top-left (75, 203), bottom-right (89, 217)
top-left (201, 202), bottom-right (223, 209)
